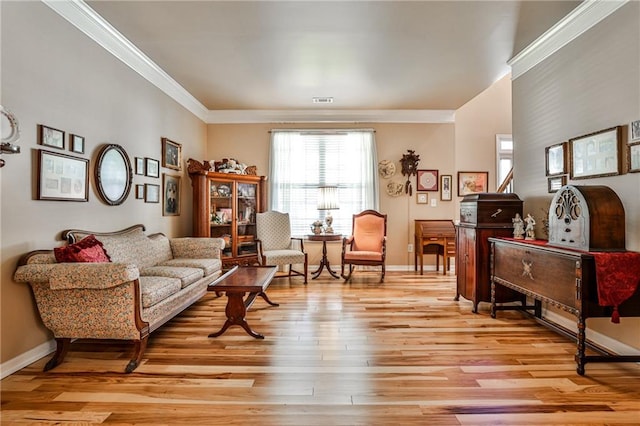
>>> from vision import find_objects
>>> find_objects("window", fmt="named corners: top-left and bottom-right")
top-left (269, 130), bottom-right (379, 236)
top-left (496, 134), bottom-right (513, 192)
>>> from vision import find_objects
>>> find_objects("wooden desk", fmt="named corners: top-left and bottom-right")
top-left (414, 220), bottom-right (456, 275)
top-left (489, 238), bottom-right (640, 375)
top-left (207, 266), bottom-right (278, 339)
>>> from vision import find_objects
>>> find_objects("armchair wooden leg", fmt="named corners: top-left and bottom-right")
top-left (381, 264), bottom-right (386, 283)
top-left (304, 254), bottom-right (308, 284)
top-left (44, 338), bottom-right (71, 372)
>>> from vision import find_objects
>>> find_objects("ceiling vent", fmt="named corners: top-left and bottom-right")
top-left (312, 97), bottom-right (334, 104)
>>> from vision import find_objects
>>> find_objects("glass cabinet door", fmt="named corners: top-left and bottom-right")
top-left (237, 182), bottom-right (258, 257)
top-left (209, 179), bottom-right (233, 260)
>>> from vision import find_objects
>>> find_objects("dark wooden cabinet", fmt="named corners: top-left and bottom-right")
top-left (189, 170), bottom-right (266, 268)
top-left (489, 237), bottom-right (640, 375)
top-left (455, 193), bottom-right (524, 313)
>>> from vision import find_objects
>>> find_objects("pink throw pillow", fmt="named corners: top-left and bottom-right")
top-left (54, 234), bottom-right (111, 263)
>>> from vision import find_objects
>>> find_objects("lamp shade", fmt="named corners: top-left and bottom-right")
top-left (317, 186), bottom-right (339, 210)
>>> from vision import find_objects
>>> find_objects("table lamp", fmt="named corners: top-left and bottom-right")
top-left (317, 186), bottom-right (339, 233)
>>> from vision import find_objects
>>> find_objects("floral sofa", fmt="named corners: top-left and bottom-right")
top-left (14, 224), bottom-right (224, 373)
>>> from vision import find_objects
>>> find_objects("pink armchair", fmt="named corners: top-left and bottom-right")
top-left (341, 210), bottom-right (387, 282)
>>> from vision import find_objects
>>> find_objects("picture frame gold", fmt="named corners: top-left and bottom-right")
top-left (440, 174), bottom-right (452, 201)
top-left (162, 137), bottom-right (182, 171)
top-left (569, 126), bottom-right (621, 179)
top-left (416, 192), bottom-right (428, 204)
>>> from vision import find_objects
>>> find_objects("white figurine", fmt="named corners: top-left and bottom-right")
top-left (512, 213), bottom-right (524, 239)
top-left (524, 213), bottom-right (536, 240)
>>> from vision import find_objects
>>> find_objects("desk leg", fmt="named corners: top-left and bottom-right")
top-left (209, 292), bottom-right (265, 339)
top-left (311, 241), bottom-right (340, 279)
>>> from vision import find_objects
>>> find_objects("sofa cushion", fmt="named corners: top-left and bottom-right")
top-left (139, 276), bottom-right (181, 308)
top-left (139, 266), bottom-right (204, 289)
top-left (159, 258), bottom-right (221, 277)
top-left (54, 235), bottom-right (111, 263)
top-left (85, 228), bottom-right (173, 268)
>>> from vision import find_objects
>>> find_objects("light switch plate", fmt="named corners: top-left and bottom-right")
top-left (430, 198), bottom-right (437, 207)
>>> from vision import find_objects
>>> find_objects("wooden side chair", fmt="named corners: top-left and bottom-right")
top-left (341, 209), bottom-right (387, 282)
top-left (256, 211), bottom-right (308, 284)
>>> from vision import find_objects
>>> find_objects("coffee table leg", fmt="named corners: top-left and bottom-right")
top-left (209, 291), bottom-right (265, 339)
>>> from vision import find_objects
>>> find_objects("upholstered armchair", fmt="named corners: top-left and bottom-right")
top-left (256, 211), bottom-right (308, 284)
top-left (341, 209), bottom-right (387, 282)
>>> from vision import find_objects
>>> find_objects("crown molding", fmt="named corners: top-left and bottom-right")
top-left (508, 0), bottom-right (628, 79)
top-left (206, 109), bottom-right (456, 124)
top-left (42, 0), bottom-right (210, 122)
top-left (42, 1), bottom-right (456, 124)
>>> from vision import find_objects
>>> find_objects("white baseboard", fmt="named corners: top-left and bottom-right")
top-left (0, 339), bottom-right (55, 379)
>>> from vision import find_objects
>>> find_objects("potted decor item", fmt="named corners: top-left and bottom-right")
top-left (311, 220), bottom-right (324, 235)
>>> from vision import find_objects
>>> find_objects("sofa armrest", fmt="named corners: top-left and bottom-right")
top-left (170, 237), bottom-right (224, 259)
top-left (14, 262), bottom-right (139, 290)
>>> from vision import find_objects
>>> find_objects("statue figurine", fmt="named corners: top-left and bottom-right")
top-left (512, 213), bottom-right (524, 239)
top-left (524, 213), bottom-right (536, 240)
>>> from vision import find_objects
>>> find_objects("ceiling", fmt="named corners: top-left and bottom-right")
top-left (84, 1), bottom-right (580, 115)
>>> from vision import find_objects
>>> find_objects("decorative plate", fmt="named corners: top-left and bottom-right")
top-left (378, 160), bottom-right (396, 179)
top-left (1, 105), bottom-right (20, 144)
top-left (386, 180), bottom-right (404, 197)
top-left (217, 184), bottom-right (231, 197)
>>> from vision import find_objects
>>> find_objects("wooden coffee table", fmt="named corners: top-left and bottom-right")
top-left (207, 265), bottom-right (278, 339)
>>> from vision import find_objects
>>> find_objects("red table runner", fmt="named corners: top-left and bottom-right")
top-left (501, 239), bottom-right (640, 323)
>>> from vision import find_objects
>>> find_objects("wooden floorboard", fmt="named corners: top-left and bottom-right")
top-left (2, 271), bottom-right (640, 425)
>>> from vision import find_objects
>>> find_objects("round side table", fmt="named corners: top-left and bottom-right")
top-left (307, 233), bottom-right (342, 279)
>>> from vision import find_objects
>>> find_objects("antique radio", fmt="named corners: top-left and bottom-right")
top-left (548, 185), bottom-right (625, 252)
top-left (459, 193), bottom-right (523, 228)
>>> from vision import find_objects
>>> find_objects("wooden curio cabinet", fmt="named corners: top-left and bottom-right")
top-left (189, 169), bottom-right (266, 268)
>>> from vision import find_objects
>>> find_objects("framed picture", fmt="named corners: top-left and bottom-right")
top-left (135, 184), bottom-right (145, 199)
top-left (416, 192), bottom-right (428, 204)
top-left (569, 126), bottom-right (621, 179)
top-left (38, 124), bottom-right (65, 150)
top-left (628, 142), bottom-right (640, 173)
top-left (163, 173), bottom-right (181, 216)
top-left (135, 157), bottom-right (145, 175)
top-left (145, 158), bottom-right (159, 178)
top-left (416, 169), bottom-right (438, 191)
top-left (70, 134), bottom-right (85, 154)
top-left (144, 183), bottom-right (160, 203)
top-left (440, 174), bottom-right (452, 201)
top-left (37, 149), bottom-right (89, 201)
top-left (162, 137), bottom-right (182, 171)
top-left (630, 120), bottom-right (640, 143)
top-left (547, 175), bottom-right (567, 193)
top-left (457, 171), bottom-right (488, 196)
top-left (545, 142), bottom-right (566, 176)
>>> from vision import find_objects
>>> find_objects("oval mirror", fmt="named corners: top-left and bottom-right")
top-left (95, 144), bottom-right (132, 205)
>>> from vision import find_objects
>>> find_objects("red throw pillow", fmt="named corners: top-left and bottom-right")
top-left (54, 234), bottom-right (111, 263)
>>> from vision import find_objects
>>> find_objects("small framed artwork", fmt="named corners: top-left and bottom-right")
top-left (70, 134), bottom-right (85, 154)
top-left (144, 183), bottom-right (160, 203)
top-left (457, 171), bottom-right (488, 196)
top-left (630, 120), bottom-right (640, 143)
top-left (547, 175), bottom-right (567, 193)
top-left (145, 158), bottom-right (160, 178)
top-left (135, 184), bottom-right (145, 199)
top-left (135, 157), bottom-right (145, 175)
top-left (162, 137), bottom-right (182, 171)
top-left (545, 142), bottom-right (566, 176)
top-left (569, 126), bottom-right (621, 179)
top-left (628, 142), bottom-right (640, 173)
top-left (38, 124), bottom-right (65, 150)
top-left (416, 192), bottom-right (428, 204)
top-left (440, 174), bottom-right (452, 201)
top-left (416, 169), bottom-right (438, 191)
top-left (37, 149), bottom-right (89, 201)
top-left (163, 173), bottom-right (181, 216)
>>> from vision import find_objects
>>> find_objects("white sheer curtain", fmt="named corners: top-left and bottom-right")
top-left (269, 129), bottom-right (379, 237)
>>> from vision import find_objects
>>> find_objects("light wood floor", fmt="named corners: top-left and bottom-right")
top-left (2, 271), bottom-right (640, 425)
